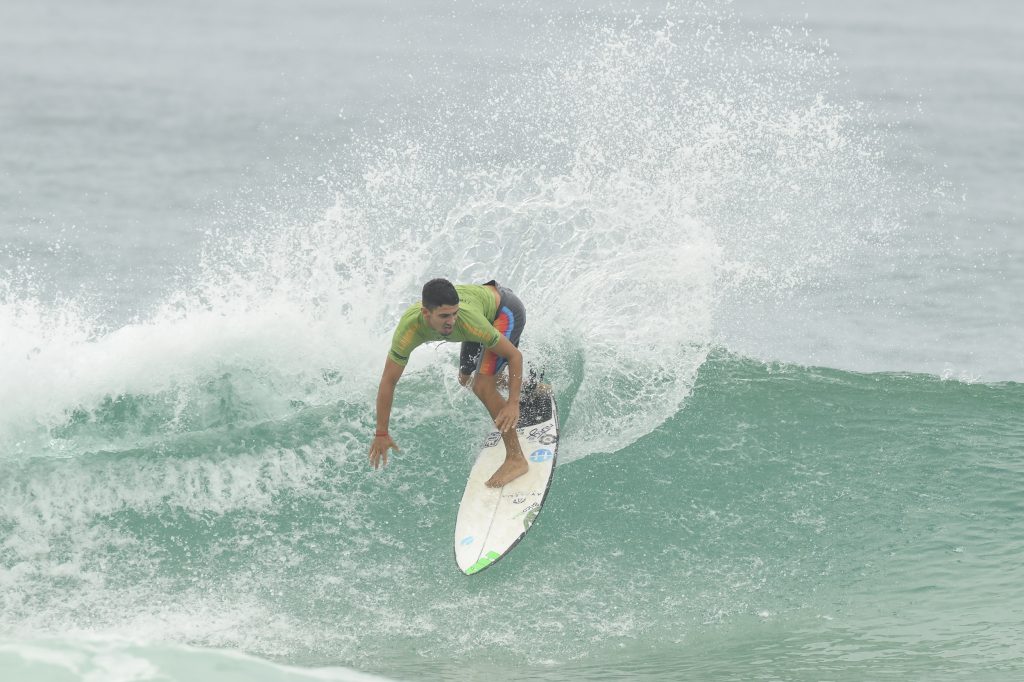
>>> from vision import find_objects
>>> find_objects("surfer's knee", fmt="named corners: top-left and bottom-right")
top-left (472, 374), bottom-right (496, 399)
top-left (458, 372), bottom-right (473, 387)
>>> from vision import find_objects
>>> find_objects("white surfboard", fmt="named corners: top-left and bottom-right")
top-left (454, 387), bottom-right (558, 575)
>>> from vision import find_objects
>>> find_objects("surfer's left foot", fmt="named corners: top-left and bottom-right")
top-left (485, 455), bottom-right (529, 488)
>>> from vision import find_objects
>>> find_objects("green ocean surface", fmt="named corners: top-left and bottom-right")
top-left (3, 352), bottom-right (1021, 680)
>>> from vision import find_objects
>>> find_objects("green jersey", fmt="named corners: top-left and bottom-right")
top-left (387, 284), bottom-right (501, 366)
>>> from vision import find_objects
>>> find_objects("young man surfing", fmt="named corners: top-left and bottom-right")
top-left (369, 278), bottom-right (528, 487)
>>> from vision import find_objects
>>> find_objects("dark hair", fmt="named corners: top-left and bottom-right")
top-left (422, 278), bottom-right (459, 309)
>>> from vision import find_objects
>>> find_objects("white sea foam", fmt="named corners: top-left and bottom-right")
top-left (0, 5), bottom-right (901, 661)
top-left (1, 5), bottom-right (898, 467)
top-left (0, 636), bottom-right (397, 682)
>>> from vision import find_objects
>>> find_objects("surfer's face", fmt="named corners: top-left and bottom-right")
top-left (423, 304), bottom-right (459, 336)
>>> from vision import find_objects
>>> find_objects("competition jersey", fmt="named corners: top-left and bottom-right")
top-left (387, 284), bottom-right (500, 366)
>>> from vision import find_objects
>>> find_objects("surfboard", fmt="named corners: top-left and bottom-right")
top-left (454, 385), bottom-right (558, 575)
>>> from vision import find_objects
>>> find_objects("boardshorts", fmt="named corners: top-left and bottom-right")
top-left (459, 281), bottom-right (526, 377)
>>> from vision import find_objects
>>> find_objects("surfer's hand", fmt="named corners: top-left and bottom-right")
top-left (369, 435), bottom-right (399, 469)
top-left (494, 403), bottom-right (520, 433)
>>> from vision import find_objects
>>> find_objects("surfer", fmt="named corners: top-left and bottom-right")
top-left (369, 278), bottom-right (528, 487)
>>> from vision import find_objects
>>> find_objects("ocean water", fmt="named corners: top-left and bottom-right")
top-left (1, 1), bottom-right (1022, 680)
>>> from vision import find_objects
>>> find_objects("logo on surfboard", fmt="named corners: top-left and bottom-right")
top-left (527, 424), bottom-right (554, 442)
top-left (529, 448), bottom-right (553, 463)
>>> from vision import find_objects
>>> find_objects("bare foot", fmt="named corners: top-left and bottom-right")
top-left (485, 455), bottom-right (529, 488)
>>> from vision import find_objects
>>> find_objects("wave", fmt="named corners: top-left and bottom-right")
top-left (2, 4), bottom-right (905, 463)
top-left (2, 350), bottom-right (1020, 674)
top-left (0, 5), bottom-right (969, 678)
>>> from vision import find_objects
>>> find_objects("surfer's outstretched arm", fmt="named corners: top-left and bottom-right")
top-left (369, 358), bottom-right (404, 469)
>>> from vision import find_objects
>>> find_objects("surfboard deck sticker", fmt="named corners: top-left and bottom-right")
top-left (454, 387), bottom-right (558, 575)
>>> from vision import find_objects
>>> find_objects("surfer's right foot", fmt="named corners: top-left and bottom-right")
top-left (485, 456), bottom-right (529, 488)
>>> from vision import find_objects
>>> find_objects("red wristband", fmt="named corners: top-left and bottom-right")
top-left (375, 432), bottom-right (388, 437)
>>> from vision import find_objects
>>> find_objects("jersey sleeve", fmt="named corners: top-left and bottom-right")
top-left (388, 313), bottom-right (422, 366)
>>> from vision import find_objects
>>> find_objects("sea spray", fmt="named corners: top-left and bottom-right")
top-left (0, 5), bottom-right (917, 675)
